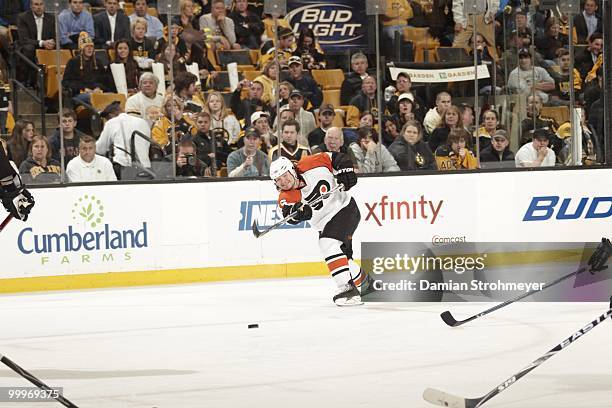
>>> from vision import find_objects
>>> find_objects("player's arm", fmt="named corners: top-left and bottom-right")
top-left (330, 152), bottom-right (357, 191)
top-left (279, 191), bottom-right (311, 225)
top-left (0, 147), bottom-right (35, 221)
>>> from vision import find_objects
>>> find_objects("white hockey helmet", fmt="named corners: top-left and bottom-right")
top-left (270, 156), bottom-right (297, 181)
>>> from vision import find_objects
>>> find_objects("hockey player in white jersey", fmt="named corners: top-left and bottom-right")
top-left (270, 148), bottom-right (374, 306)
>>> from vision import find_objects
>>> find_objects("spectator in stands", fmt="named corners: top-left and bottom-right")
top-left (176, 139), bottom-right (208, 177)
top-left (93, 0), bottom-right (130, 48)
top-left (435, 128), bottom-right (477, 170)
top-left (293, 27), bottom-right (326, 70)
top-left (480, 129), bottom-right (514, 164)
top-left (286, 56), bottom-right (323, 109)
top-left (200, 0), bottom-right (240, 50)
top-left (452, 0), bottom-right (497, 57)
top-left (156, 22), bottom-right (188, 63)
top-left (192, 110), bottom-right (229, 170)
top-left (251, 111), bottom-right (274, 152)
top-left (259, 26), bottom-right (294, 68)
top-left (0, 0), bottom-right (28, 57)
top-left (286, 90), bottom-right (316, 146)
top-left (204, 91), bottom-right (241, 145)
top-left (58, 0), bottom-right (94, 49)
top-left (359, 112), bottom-right (374, 129)
top-left (388, 120), bottom-right (435, 171)
top-left (126, 72), bottom-right (165, 126)
top-left (386, 73), bottom-right (425, 120)
top-left (535, 17), bottom-right (568, 64)
top-left (429, 104), bottom-right (462, 153)
top-left (381, 115), bottom-right (400, 147)
top-left (228, 127), bottom-right (269, 177)
top-left (515, 128), bottom-right (556, 167)
top-left (351, 126), bottom-right (400, 173)
top-left (550, 49), bottom-right (582, 105)
top-left (66, 135), bottom-right (117, 182)
top-left (574, 0), bottom-right (601, 44)
top-left (273, 105), bottom-right (295, 137)
top-left (174, 71), bottom-right (205, 113)
top-left (261, 12), bottom-right (291, 43)
top-left (520, 94), bottom-right (558, 147)
top-left (231, 79), bottom-right (270, 126)
top-left (278, 81), bottom-right (294, 108)
top-left (50, 108), bottom-right (85, 165)
top-left (311, 126), bottom-right (348, 155)
top-left (129, 17), bottom-right (158, 65)
top-left (507, 50), bottom-right (555, 103)
top-left (129, 0), bottom-right (163, 40)
top-left (459, 103), bottom-right (474, 132)
top-left (181, 28), bottom-right (217, 82)
top-left (393, 94), bottom-right (417, 132)
top-left (381, 0), bottom-right (413, 42)
top-left (110, 39), bottom-right (141, 94)
top-left (254, 60), bottom-right (278, 106)
top-left (17, 0), bottom-right (56, 87)
top-left (428, 0), bottom-right (454, 46)
top-left (152, 95), bottom-right (196, 148)
top-left (474, 109), bottom-right (498, 152)
top-left (62, 32), bottom-right (112, 106)
top-left (307, 103), bottom-right (335, 148)
top-left (97, 104), bottom-right (151, 177)
top-left (7, 119), bottom-right (35, 168)
top-left (347, 75), bottom-right (379, 128)
top-left (19, 135), bottom-right (61, 183)
top-left (575, 32), bottom-right (603, 79)
top-left (468, 32), bottom-right (499, 94)
top-left (229, 0), bottom-right (263, 49)
top-left (340, 52), bottom-right (369, 105)
top-left (423, 91), bottom-right (451, 135)
top-left (268, 119), bottom-right (310, 162)
top-left (172, 0), bottom-right (200, 31)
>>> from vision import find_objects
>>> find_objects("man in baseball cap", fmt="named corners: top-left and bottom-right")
top-left (308, 103), bottom-right (336, 147)
top-left (287, 55), bottom-right (323, 109)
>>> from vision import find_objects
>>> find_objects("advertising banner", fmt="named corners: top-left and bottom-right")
top-left (286, 0), bottom-right (368, 52)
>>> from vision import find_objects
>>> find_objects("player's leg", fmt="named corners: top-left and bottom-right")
top-left (319, 237), bottom-right (362, 306)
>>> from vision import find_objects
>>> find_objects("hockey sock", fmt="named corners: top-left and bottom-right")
top-left (319, 237), bottom-right (352, 288)
top-left (348, 260), bottom-right (367, 289)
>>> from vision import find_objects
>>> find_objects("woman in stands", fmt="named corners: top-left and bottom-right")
top-left (434, 128), bottom-right (478, 170)
top-left (111, 40), bottom-right (141, 95)
top-left (254, 60), bottom-right (278, 106)
top-left (152, 95), bottom-right (197, 149)
top-left (428, 104), bottom-right (463, 153)
top-left (535, 17), bottom-right (568, 64)
top-left (381, 115), bottom-right (400, 147)
top-left (294, 27), bottom-right (326, 70)
top-left (172, 0), bottom-right (200, 31)
top-left (205, 91), bottom-right (241, 146)
top-left (475, 109), bottom-right (499, 152)
top-left (388, 120), bottom-right (436, 171)
top-left (7, 119), bottom-right (35, 168)
top-left (278, 81), bottom-right (294, 108)
top-left (18, 135), bottom-right (61, 183)
top-left (129, 17), bottom-right (158, 64)
top-left (350, 126), bottom-right (400, 173)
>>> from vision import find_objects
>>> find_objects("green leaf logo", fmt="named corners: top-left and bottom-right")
top-left (72, 195), bottom-right (105, 228)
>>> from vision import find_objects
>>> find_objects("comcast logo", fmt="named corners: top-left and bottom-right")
top-left (72, 195), bottom-right (105, 228)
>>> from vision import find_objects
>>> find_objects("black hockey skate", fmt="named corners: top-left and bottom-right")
top-left (333, 281), bottom-right (363, 306)
top-left (359, 273), bottom-right (377, 297)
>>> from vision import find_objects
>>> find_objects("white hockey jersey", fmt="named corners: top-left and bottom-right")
top-left (278, 153), bottom-right (350, 231)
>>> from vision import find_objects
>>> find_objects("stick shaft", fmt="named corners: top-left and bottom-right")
top-left (0, 214), bottom-right (12, 233)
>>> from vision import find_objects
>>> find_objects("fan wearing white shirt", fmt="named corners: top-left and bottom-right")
top-left (67, 135), bottom-right (117, 182)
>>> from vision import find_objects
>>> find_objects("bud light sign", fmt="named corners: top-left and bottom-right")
top-left (286, 1), bottom-right (368, 51)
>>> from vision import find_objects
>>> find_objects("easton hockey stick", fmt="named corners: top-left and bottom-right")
top-left (425, 298), bottom-right (612, 408)
top-left (252, 184), bottom-right (344, 238)
top-left (440, 266), bottom-right (587, 327)
top-left (0, 214), bottom-right (12, 233)
top-left (1, 353), bottom-right (79, 407)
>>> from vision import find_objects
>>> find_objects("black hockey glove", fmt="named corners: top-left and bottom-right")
top-left (588, 238), bottom-right (612, 273)
top-left (0, 173), bottom-right (35, 222)
top-left (335, 167), bottom-right (357, 191)
top-left (282, 202), bottom-right (312, 224)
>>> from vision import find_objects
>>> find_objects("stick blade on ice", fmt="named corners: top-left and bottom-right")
top-left (440, 311), bottom-right (459, 327)
top-left (423, 388), bottom-right (473, 408)
top-left (251, 221), bottom-right (261, 238)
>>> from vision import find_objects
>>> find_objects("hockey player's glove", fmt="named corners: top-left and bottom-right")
top-left (282, 202), bottom-right (312, 224)
top-left (588, 238), bottom-right (612, 273)
top-left (335, 167), bottom-right (357, 191)
top-left (0, 172), bottom-right (35, 221)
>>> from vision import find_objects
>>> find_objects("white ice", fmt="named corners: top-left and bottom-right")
top-left (0, 277), bottom-right (611, 408)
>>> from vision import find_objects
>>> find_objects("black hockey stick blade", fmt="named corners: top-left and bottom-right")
top-left (424, 388), bottom-right (478, 408)
top-left (251, 220), bottom-right (262, 238)
top-left (440, 311), bottom-right (460, 327)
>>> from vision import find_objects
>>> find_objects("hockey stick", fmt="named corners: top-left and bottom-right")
top-left (252, 184), bottom-right (344, 238)
top-left (0, 214), bottom-right (12, 233)
top-left (440, 266), bottom-right (588, 327)
top-left (1, 353), bottom-right (79, 407)
top-left (425, 298), bottom-right (612, 408)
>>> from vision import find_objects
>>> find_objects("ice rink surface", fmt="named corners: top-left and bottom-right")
top-left (0, 277), bottom-right (611, 408)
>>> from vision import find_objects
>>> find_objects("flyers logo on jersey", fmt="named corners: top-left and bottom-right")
top-left (238, 200), bottom-right (310, 231)
top-left (304, 180), bottom-right (331, 211)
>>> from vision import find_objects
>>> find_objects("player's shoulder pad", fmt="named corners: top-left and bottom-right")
top-left (330, 151), bottom-right (354, 171)
top-left (296, 152), bottom-right (333, 173)
top-left (278, 189), bottom-right (302, 208)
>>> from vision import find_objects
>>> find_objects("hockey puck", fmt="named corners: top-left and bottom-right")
top-left (248, 324), bottom-right (259, 329)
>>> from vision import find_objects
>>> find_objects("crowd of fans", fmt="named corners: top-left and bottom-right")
top-left (0, 0), bottom-right (606, 184)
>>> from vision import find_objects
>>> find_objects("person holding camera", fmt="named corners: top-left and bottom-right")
top-left (227, 127), bottom-right (269, 178)
top-left (176, 139), bottom-right (209, 177)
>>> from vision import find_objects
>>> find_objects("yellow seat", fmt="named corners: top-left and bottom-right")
top-left (242, 70), bottom-right (262, 81)
top-left (322, 89), bottom-right (341, 107)
top-left (311, 69), bottom-right (344, 90)
top-left (147, 6), bottom-right (157, 17)
top-left (36, 49), bottom-right (72, 67)
top-left (45, 65), bottom-right (65, 99)
top-left (540, 106), bottom-right (569, 126)
top-left (90, 93), bottom-right (127, 112)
